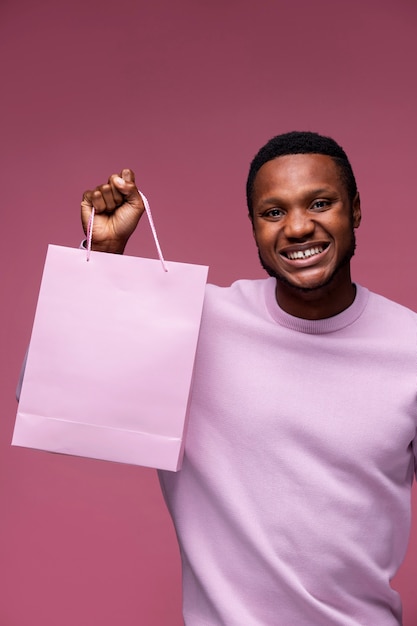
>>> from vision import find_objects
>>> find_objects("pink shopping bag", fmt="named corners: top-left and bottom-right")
top-left (13, 194), bottom-right (208, 471)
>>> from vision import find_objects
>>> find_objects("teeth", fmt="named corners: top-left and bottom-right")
top-left (287, 246), bottom-right (323, 260)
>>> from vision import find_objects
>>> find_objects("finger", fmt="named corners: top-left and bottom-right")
top-left (100, 183), bottom-right (118, 211)
top-left (81, 189), bottom-right (106, 213)
top-left (81, 190), bottom-right (93, 210)
top-left (89, 189), bottom-right (108, 213)
top-left (108, 178), bottom-right (124, 206)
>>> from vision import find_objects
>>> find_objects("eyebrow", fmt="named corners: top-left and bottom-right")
top-left (257, 187), bottom-right (335, 208)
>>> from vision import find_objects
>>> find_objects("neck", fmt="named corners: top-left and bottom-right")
top-left (275, 270), bottom-right (356, 320)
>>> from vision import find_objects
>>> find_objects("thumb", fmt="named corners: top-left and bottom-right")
top-left (111, 169), bottom-right (141, 204)
top-left (121, 168), bottom-right (135, 184)
top-left (111, 170), bottom-right (144, 217)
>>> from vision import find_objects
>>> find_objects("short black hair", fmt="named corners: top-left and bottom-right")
top-left (246, 131), bottom-right (358, 218)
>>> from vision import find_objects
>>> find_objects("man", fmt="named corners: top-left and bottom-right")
top-left (81, 132), bottom-right (417, 625)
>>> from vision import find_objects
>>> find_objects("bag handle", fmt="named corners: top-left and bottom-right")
top-left (86, 189), bottom-right (168, 272)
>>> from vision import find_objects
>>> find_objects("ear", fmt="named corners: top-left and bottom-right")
top-left (352, 192), bottom-right (361, 228)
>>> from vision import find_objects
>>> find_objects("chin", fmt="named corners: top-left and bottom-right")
top-left (258, 243), bottom-right (356, 295)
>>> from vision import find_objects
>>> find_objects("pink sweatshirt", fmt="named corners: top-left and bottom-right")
top-left (159, 279), bottom-right (417, 626)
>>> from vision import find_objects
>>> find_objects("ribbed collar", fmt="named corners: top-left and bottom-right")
top-left (264, 279), bottom-right (369, 334)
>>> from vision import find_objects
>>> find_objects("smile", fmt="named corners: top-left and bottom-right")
top-left (284, 245), bottom-right (326, 260)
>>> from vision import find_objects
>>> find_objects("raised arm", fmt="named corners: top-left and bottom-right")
top-left (81, 168), bottom-right (144, 254)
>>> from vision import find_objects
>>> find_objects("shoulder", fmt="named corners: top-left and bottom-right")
top-left (205, 276), bottom-right (274, 299)
top-left (200, 278), bottom-right (276, 331)
top-left (204, 277), bottom-right (274, 313)
top-left (360, 288), bottom-right (417, 341)
top-left (366, 288), bottom-right (417, 322)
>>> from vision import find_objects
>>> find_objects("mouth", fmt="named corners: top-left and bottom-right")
top-left (281, 243), bottom-right (330, 261)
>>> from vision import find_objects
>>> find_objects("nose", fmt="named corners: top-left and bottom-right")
top-left (283, 209), bottom-right (315, 239)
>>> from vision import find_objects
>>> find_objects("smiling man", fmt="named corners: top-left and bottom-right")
top-left (247, 135), bottom-right (362, 320)
top-left (81, 131), bottom-right (417, 626)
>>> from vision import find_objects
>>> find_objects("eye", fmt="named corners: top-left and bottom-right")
top-left (262, 208), bottom-right (285, 220)
top-left (311, 199), bottom-right (330, 211)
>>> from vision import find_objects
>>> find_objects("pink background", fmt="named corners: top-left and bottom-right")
top-left (1, 0), bottom-right (416, 624)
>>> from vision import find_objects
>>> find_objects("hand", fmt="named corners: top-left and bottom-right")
top-left (81, 169), bottom-right (144, 253)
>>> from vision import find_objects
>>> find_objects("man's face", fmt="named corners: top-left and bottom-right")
top-left (251, 153), bottom-right (361, 294)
